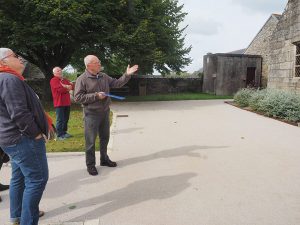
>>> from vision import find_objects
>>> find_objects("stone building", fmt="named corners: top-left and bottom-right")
top-left (268, 0), bottom-right (300, 92)
top-left (203, 53), bottom-right (262, 95)
top-left (246, 0), bottom-right (300, 92)
top-left (245, 14), bottom-right (281, 87)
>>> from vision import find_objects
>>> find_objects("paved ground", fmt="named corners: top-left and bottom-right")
top-left (1, 100), bottom-right (300, 225)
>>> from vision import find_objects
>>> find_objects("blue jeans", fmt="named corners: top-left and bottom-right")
top-left (1, 136), bottom-right (48, 225)
top-left (55, 106), bottom-right (70, 137)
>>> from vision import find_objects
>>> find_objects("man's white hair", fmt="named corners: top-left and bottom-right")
top-left (53, 66), bottom-right (61, 74)
top-left (0, 48), bottom-right (11, 60)
top-left (84, 55), bottom-right (97, 67)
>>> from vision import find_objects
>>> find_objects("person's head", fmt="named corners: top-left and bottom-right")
top-left (53, 66), bottom-right (62, 78)
top-left (84, 55), bottom-right (101, 75)
top-left (0, 48), bottom-right (25, 74)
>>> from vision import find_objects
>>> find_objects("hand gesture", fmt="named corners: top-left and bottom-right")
top-left (96, 92), bottom-right (106, 100)
top-left (61, 83), bottom-right (72, 90)
top-left (126, 65), bottom-right (139, 75)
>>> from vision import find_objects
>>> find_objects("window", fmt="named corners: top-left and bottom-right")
top-left (295, 43), bottom-right (300, 77)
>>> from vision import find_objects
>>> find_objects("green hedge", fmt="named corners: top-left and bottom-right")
top-left (234, 88), bottom-right (300, 122)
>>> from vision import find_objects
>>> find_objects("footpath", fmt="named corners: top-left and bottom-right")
top-left (1, 100), bottom-right (300, 225)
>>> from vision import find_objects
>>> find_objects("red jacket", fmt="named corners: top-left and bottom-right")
top-left (50, 76), bottom-right (73, 107)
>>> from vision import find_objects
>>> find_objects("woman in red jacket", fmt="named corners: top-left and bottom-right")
top-left (50, 67), bottom-right (73, 140)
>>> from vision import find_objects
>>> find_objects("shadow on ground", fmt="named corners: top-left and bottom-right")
top-left (45, 145), bottom-right (228, 198)
top-left (46, 172), bottom-right (197, 221)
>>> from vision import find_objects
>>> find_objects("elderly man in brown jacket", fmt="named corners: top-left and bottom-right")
top-left (74, 55), bottom-right (138, 176)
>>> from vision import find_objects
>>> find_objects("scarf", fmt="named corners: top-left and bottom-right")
top-left (0, 65), bottom-right (25, 80)
top-left (0, 65), bottom-right (54, 133)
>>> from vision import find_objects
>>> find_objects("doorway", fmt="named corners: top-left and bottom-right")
top-left (246, 67), bottom-right (256, 87)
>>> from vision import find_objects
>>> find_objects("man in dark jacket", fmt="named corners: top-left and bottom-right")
top-left (0, 47), bottom-right (49, 225)
top-left (50, 66), bottom-right (73, 140)
top-left (74, 55), bottom-right (138, 176)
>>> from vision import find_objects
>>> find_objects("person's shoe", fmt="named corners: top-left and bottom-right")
top-left (87, 166), bottom-right (98, 176)
top-left (0, 183), bottom-right (9, 192)
top-left (39, 210), bottom-right (45, 217)
top-left (0, 196), bottom-right (2, 202)
top-left (63, 133), bottom-right (73, 138)
top-left (56, 136), bottom-right (66, 141)
top-left (100, 158), bottom-right (117, 167)
top-left (10, 219), bottom-right (20, 225)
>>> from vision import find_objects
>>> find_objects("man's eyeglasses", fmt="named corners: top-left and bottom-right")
top-left (0, 53), bottom-right (21, 61)
top-left (90, 61), bottom-right (101, 65)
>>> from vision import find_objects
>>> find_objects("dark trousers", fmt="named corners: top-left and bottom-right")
top-left (55, 106), bottom-right (70, 137)
top-left (84, 109), bottom-right (110, 167)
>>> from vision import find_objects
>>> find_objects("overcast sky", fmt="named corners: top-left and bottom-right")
top-left (178, 0), bottom-right (287, 72)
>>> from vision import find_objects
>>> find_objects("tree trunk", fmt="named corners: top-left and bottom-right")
top-left (44, 75), bottom-right (53, 102)
top-left (40, 66), bottom-right (54, 102)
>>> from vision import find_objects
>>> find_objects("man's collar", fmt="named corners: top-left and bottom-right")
top-left (85, 69), bottom-right (103, 78)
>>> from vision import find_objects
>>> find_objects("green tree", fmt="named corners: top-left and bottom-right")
top-left (71, 0), bottom-right (192, 76)
top-left (0, 0), bottom-right (191, 97)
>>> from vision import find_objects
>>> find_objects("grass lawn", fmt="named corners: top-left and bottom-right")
top-left (44, 103), bottom-right (112, 153)
top-left (44, 104), bottom-right (86, 152)
top-left (44, 92), bottom-right (231, 152)
top-left (124, 93), bottom-right (232, 101)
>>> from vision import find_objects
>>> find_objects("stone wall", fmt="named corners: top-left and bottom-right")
top-left (203, 54), bottom-right (218, 94)
top-left (24, 75), bottom-right (202, 101)
top-left (112, 76), bottom-right (203, 96)
top-left (245, 14), bottom-right (281, 87)
top-left (268, 0), bottom-right (300, 92)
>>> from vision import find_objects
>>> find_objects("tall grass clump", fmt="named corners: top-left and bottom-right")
top-left (234, 88), bottom-right (300, 123)
top-left (233, 88), bottom-right (255, 107)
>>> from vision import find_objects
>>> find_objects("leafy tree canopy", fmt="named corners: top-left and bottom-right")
top-left (0, 0), bottom-right (191, 80)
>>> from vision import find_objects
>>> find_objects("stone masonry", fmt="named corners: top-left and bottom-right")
top-left (268, 0), bottom-right (300, 92)
top-left (245, 14), bottom-right (281, 87)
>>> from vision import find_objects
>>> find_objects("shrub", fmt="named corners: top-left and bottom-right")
top-left (234, 88), bottom-right (255, 107)
top-left (259, 89), bottom-right (300, 122)
top-left (235, 88), bottom-right (300, 123)
top-left (248, 89), bottom-right (268, 111)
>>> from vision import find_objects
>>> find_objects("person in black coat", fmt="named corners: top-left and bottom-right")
top-left (0, 147), bottom-right (10, 202)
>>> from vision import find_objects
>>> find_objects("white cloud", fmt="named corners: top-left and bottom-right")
top-left (185, 16), bottom-right (222, 36)
top-left (231, 0), bottom-right (286, 13)
top-left (177, 0), bottom-right (287, 72)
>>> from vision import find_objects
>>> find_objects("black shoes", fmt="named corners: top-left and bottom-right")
top-left (87, 158), bottom-right (117, 176)
top-left (87, 166), bottom-right (98, 176)
top-left (100, 158), bottom-right (117, 167)
top-left (39, 210), bottom-right (45, 217)
top-left (0, 183), bottom-right (9, 192)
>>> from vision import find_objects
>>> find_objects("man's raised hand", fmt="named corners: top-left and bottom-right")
top-left (126, 65), bottom-right (139, 75)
